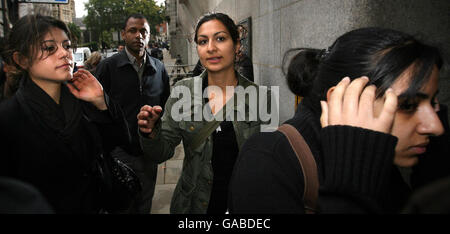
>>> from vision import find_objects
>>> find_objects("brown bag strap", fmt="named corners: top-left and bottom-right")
top-left (277, 124), bottom-right (319, 214)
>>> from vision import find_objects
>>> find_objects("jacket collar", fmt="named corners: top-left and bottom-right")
top-left (116, 49), bottom-right (156, 74)
top-left (186, 71), bottom-right (257, 121)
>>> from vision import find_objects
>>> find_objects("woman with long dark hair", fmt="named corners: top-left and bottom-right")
top-left (0, 15), bottom-right (129, 213)
top-left (229, 27), bottom-right (449, 213)
top-left (137, 12), bottom-right (274, 214)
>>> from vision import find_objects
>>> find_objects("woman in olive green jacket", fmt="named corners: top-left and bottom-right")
top-left (137, 13), bottom-right (277, 214)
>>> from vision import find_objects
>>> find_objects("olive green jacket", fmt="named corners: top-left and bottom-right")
top-left (140, 72), bottom-right (276, 214)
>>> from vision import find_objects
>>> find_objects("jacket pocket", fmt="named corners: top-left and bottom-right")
top-left (171, 174), bottom-right (196, 214)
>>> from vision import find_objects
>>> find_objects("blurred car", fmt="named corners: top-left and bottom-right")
top-left (74, 47), bottom-right (92, 69)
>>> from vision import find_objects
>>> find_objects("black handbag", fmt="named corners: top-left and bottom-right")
top-left (95, 153), bottom-right (142, 213)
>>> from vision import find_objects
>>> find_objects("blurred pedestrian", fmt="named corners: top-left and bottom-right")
top-left (150, 43), bottom-right (163, 61)
top-left (84, 51), bottom-right (102, 74)
top-left (118, 44), bottom-right (125, 52)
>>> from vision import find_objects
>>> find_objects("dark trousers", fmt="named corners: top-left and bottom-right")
top-left (111, 147), bottom-right (158, 214)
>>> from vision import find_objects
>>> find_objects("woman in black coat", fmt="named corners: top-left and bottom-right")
top-left (0, 15), bottom-right (130, 213)
top-left (229, 27), bottom-right (449, 214)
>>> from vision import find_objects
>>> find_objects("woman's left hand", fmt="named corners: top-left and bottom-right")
top-left (320, 76), bottom-right (398, 134)
top-left (67, 69), bottom-right (107, 110)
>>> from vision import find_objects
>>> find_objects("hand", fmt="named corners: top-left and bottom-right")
top-left (67, 69), bottom-right (107, 110)
top-left (320, 76), bottom-right (398, 134)
top-left (137, 105), bottom-right (163, 138)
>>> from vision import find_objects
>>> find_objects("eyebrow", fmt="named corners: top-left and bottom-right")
top-left (42, 39), bottom-right (71, 43)
top-left (198, 31), bottom-right (229, 38)
top-left (398, 90), bottom-right (439, 100)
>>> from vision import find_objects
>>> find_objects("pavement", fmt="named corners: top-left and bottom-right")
top-left (150, 49), bottom-right (186, 214)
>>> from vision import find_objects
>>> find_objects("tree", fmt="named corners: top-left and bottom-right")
top-left (84, 0), bottom-right (125, 45)
top-left (123, 0), bottom-right (165, 35)
top-left (84, 0), bottom-right (165, 44)
top-left (67, 23), bottom-right (82, 45)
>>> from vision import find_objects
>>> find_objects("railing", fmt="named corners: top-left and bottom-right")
top-left (165, 64), bottom-right (197, 85)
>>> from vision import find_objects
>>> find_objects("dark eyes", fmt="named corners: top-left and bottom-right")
top-left (398, 100), bottom-right (419, 113)
top-left (398, 97), bottom-right (439, 113)
top-left (43, 45), bottom-right (56, 53)
top-left (41, 41), bottom-right (71, 55)
top-left (198, 36), bottom-right (226, 45)
top-left (63, 43), bottom-right (72, 50)
top-left (128, 28), bottom-right (148, 35)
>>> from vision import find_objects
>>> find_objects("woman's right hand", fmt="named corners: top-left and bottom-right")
top-left (137, 105), bottom-right (163, 138)
top-left (320, 76), bottom-right (398, 134)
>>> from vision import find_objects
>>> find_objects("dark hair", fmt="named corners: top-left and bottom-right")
top-left (283, 48), bottom-right (321, 97)
top-left (123, 14), bottom-right (148, 30)
top-left (4, 14), bottom-right (72, 77)
top-left (194, 12), bottom-right (239, 45)
top-left (286, 27), bottom-right (443, 115)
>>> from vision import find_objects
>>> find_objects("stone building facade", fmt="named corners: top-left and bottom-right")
top-left (18, 0), bottom-right (75, 25)
top-left (166, 0), bottom-right (450, 124)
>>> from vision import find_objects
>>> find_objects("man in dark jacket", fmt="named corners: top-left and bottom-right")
top-left (95, 14), bottom-right (170, 214)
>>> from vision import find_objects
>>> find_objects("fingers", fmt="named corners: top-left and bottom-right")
top-left (66, 82), bottom-right (79, 98)
top-left (73, 71), bottom-right (86, 80)
top-left (377, 88), bottom-right (397, 133)
top-left (137, 105), bottom-right (163, 134)
top-left (138, 119), bottom-right (152, 133)
top-left (152, 106), bottom-right (163, 115)
top-left (137, 108), bottom-right (152, 133)
top-left (137, 106), bottom-right (150, 120)
top-left (320, 101), bottom-right (329, 128)
top-left (328, 77), bottom-right (350, 125)
top-left (342, 76), bottom-right (369, 119)
top-left (358, 85), bottom-right (376, 119)
top-left (74, 69), bottom-right (93, 78)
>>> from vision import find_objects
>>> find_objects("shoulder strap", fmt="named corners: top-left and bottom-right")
top-left (277, 124), bottom-right (319, 214)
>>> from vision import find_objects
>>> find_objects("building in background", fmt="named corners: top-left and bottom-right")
top-left (17, 0), bottom-right (75, 25)
top-left (155, 21), bottom-right (168, 43)
top-left (1, 0), bottom-right (75, 45)
top-left (0, 0), bottom-right (18, 40)
top-left (167, 0), bottom-right (450, 124)
top-left (73, 17), bottom-right (87, 43)
top-left (165, 0), bottom-right (209, 67)
top-left (0, 0), bottom-right (6, 39)
top-left (51, 0), bottom-right (75, 25)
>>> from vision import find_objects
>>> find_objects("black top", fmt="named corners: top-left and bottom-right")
top-left (208, 121), bottom-right (239, 214)
top-left (229, 102), bottom-right (450, 213)
top-left (0, 78), bottom-right (129, 213)
top-left (202, 75), bottom-right (240, 214)
top-left (0, 177), bottom-right (53, 214)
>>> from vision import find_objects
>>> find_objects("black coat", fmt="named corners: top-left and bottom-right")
top-left (95, 50), bottom-right (170, 155)
top-left (229, 103), bottom-right (450, 214)
top-left (0, 83), bottom-right (130, 213)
